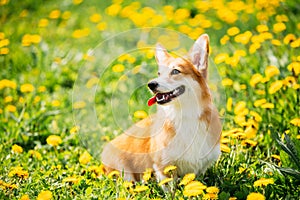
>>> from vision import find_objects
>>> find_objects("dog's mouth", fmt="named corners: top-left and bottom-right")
top-left (147, 85), bottom-right (185, 106)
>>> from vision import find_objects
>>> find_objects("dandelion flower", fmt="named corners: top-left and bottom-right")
top-left (73, 101), bottom-right (86, 109)
top-left (206, 186), bottom-right (219, 194)
top-left (226, 97), bottom-right (233, 112)
top-left (273, 22), bottom-right (286, 33)
top-left (179, 173), bottom-right (196, 186)
top-left (143, 168), bottom-right (152, 182)
top-left (268, 80), bottom-right (283, 94)
top-left (221, 144), bottom-right (231, 153)
top-left (183, 181), bottom-right (206, 197)
top-left (46, 135), bottom-right (62, 147)
top-left (37, 190), bottom-right (52, 200)
top-left (254, 178), bottom-right (274, 187)
top-left (158, 177), bottom-right (173, 186)
top-left (163, 165), bottom-right (177, 174)
top-left (287, 62), bottom-right (300, 76)
top-left (6, 105), bottom-right (16, 112)
top-left (20, 83), bottom-right (35, 93)
top-left (79, 151), bottom-right (92, 165)
top-left (133, 110), bottom-right (148, 119)
top-left (12, 144), bottom-right (23, 154)
top-left (246, 192), bottom-right (265, 200)
top-left (133, 185), bottom-right (149, 193)
top-left (261, 103), bottom-right (274, 109)
top-left (250, 73), bottom-right (263, 87)
top-left (265, 65), bottom-right (280, 78)
top-left (290, 118), bottom-right (300, 126)
top-left (8, 167), bottom-right (29, 179)
top-left (222, 78), bottom-right (233, 86)
top-left (227, 27), bottom-right (240, 36)
top-left (112, 64), bottom-right (125, 73)
top-left (20, 194), bottom-right (30, 200)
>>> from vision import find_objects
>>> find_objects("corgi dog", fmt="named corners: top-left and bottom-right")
top-left (101, 34), bottom-right (222, 181)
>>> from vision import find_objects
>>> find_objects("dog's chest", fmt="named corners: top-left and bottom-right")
top-left (160, 114), bottom-right (219, 175)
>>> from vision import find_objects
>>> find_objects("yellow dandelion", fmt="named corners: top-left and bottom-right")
top-left (28, 150), bottom-right (42, 160)
top-left (79, 151), bottom-right (92, 165)
top-left (271, 154), bottom-right (281, 161)
top-left (250, 73), bottom-right (263, 87)
top-left (6, 105), bottom-right (16, 113)
top-left (234, 101), bottom-right (247, 115)
top-left (20, 83), bottom-right (35, 93)
top-left (158, 177), bottom-right (173, 186)
top-left (247, 192), bottom-right (265, 200)
top-left (234, 115), bottom-right (246, 127)
top-left (272, 39), bottom-right (281, 46)
top-left (163, 165), bottom-right (177, 174)
top-left (203, 193), bottom-right (218, 200)
top-left (12, 144), bottom-right (23, 154)
top-left (133, 110), bottom-right (148, 119)
top-left (273, 22), bottom-right (286, 33)
top-left (226, 97), bottom-right (233, 112)
top-left (268, 80), bottom-right (283, 94)
top-left (283, 34), bottom-right (296, 45)
top-left (86, 77), bottom-right (99, 88)
top-left (73, 0), bottom-right (83, 5)
top-left (220, 35), bottom-right (230, 45)
top-left (244, 126), bottom-right (257, 139)
top-left (0, 47), bottom-right (9, 55)
top-left (89, 13), bottom-right (102, 23)
top-left (183, 181), bottom-right (206, 197)
top-left (112, 64), bottom-right (125, 73)
top-left (143, 168), bottom-right (153, 182)
top-left (97, 22), bottom-right (107, 31)
top-left (20, 194), bottom-right (30, 200)
top-left (254, 178), bottom-right (274, 187)
top-left (242, 139), bottom-right (258, 147)
top-left (49, 9), bottom-right (60, 19)
top-left (261, 103), bottom-right (274, 109)
top-left (287, 62), bottom-right (300, 76)
top-left (214, 53), bottom-right (229, 64)
top-left (256, 24), bottom-right (269, 33)
top-left (123, 181), bottom-right (133, 188)
top-left (290, 118), bottom-right (300, 126)
top-left (105, 4), bottom-right (122, 16)
top-left (8, 167), bottom-right (29, 179)
top-left (179, 173), bottom-right (196, 186)
top-left (62, 11), bottom-right (72, 20)
top-left (265, 65), bottom-right (280, 78)
top-left (38, 86), bottom-right (46, 92)
top-left (73, 101), bottom-right (86, 109)
top-left (51, 100), bottom-right (61, 107)
top-left (38, 18), bottom-right (49, 27)
top-left (37, 190), bottom-right (52, 200)
top-left (221, 144), bottom-right (231, 153)
top-left (133, 185), bottom-right (149, 193)
top-left (4, 96), bottom-right (13, 103)
top-left (46, 135), bottom-right (62, 147)
top-left (250, 111), bottom-right (262, 122)
top-left (70, 126), bottom-right (80, 134)
top-left (234, 31), bottom-right (252, 45)
top-left (254, 98), bottom-right (267, 107)
top-left (227, 27), bottom-right (240, 36)
top-left (206, 186), bottom-right (219, 194)
top-left (222, 78), bottom-right (233, 86)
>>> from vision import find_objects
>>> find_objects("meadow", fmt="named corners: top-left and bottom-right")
top-left (0, 0), bottom-right (300, 199)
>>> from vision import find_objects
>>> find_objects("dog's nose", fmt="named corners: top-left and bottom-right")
top-left (148, 81), bottom-right (159, 91)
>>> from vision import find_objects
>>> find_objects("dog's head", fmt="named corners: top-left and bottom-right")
top-left (147, 34), bottom-right (211, 107)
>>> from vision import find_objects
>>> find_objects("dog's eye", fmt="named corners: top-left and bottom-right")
top-left (171, 69), bottom-right (181, 75)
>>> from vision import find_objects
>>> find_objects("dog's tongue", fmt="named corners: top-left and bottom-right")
top-left (147, 95), bottom-right (156, 106)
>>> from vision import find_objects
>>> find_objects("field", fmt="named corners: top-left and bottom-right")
top-left (1, 0), bottom-right (300, 199)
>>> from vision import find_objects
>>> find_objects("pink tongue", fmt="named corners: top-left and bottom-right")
top-left (147, 96), bottom-right (157, 106)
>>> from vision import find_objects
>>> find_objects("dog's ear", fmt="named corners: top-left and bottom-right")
top-left (189, 34), bottom-right (209, 79)
top-left (155, 43), bottom-right (170, 66)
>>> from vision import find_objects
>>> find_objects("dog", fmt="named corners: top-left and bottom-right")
top-left (101, 34), bottom-right (222, 181)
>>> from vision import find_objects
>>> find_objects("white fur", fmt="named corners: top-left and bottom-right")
top-left (153, 76), bottom-right (220, 176)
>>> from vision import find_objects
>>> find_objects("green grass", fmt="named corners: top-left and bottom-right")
top-left (1, 0), bottom-right (300, 199)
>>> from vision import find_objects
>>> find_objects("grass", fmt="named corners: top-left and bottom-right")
top-left (1, 0), bottom-right (300, 199)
